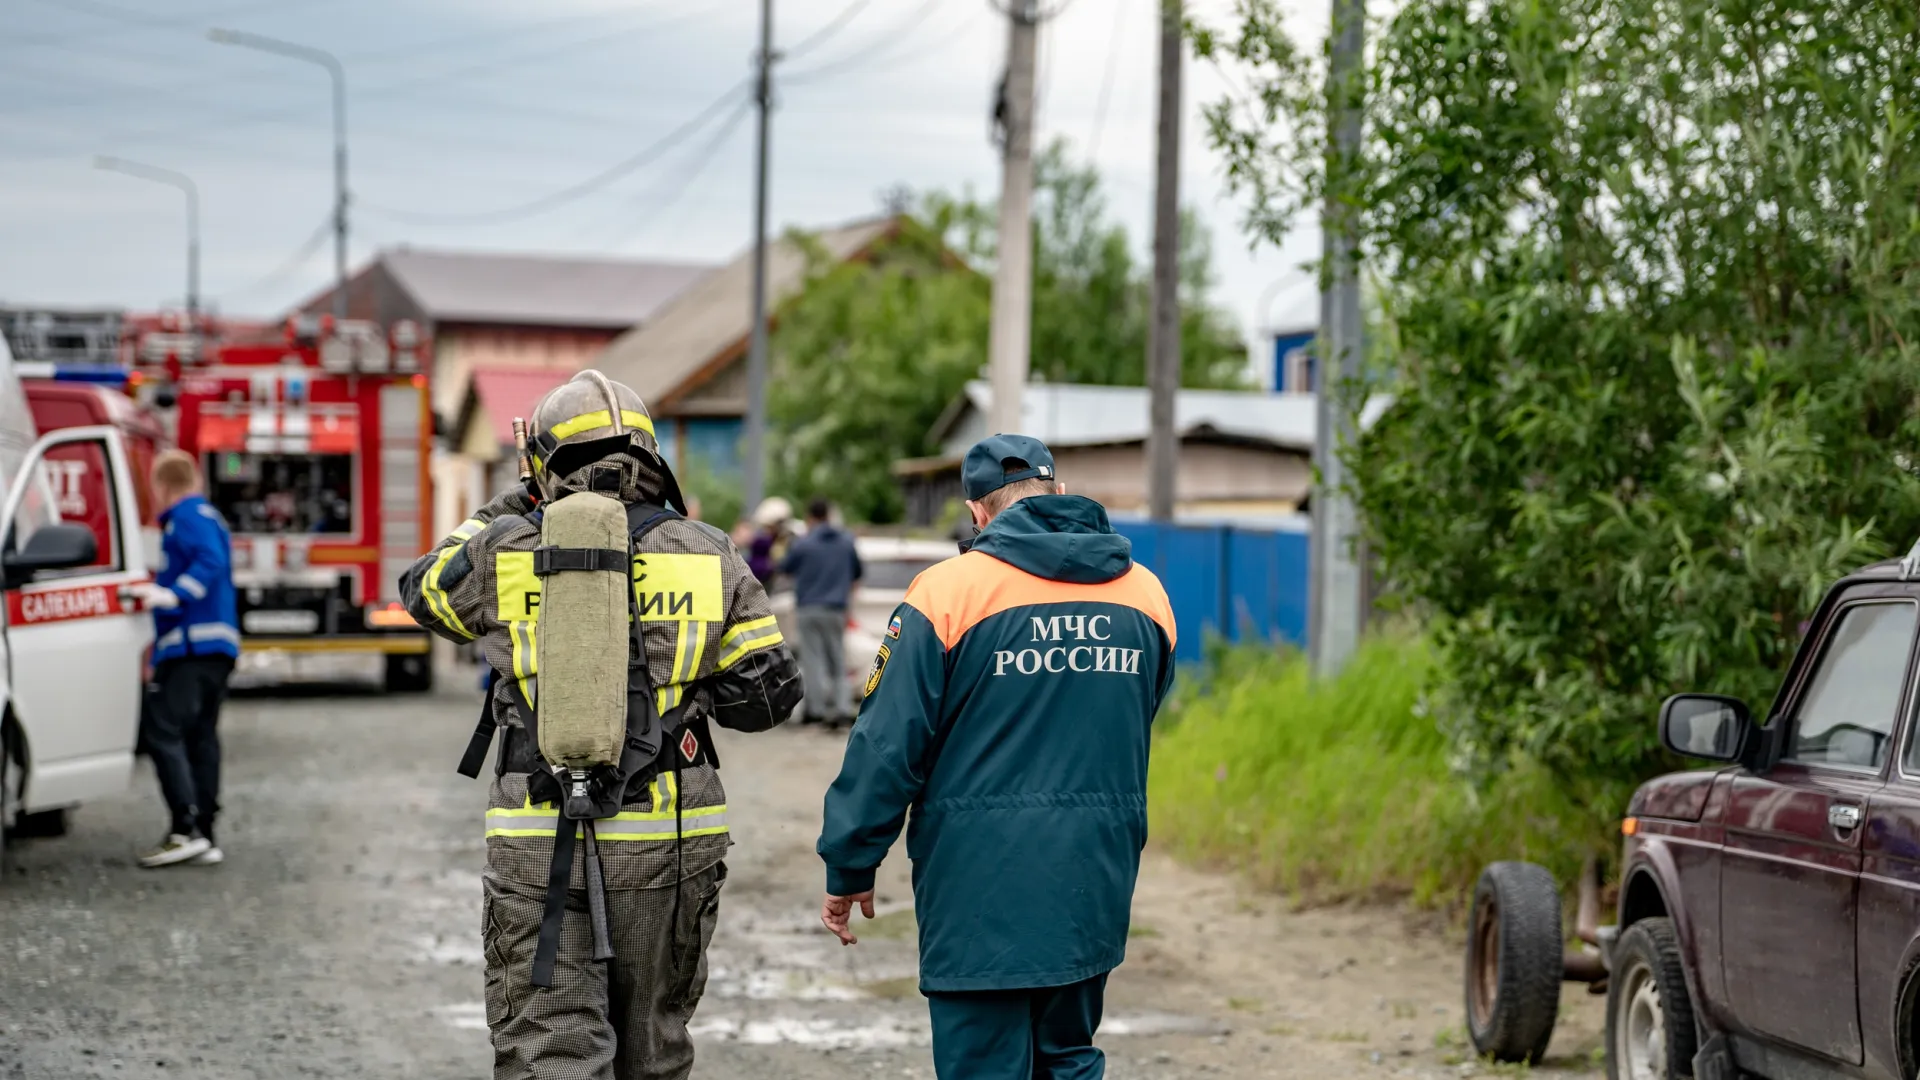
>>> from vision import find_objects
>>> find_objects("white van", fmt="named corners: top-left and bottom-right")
top-left (0, 331), bottom-right (154, 855)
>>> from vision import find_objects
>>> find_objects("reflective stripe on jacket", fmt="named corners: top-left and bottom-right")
top-left (154, 495), bottom-right (239, 664)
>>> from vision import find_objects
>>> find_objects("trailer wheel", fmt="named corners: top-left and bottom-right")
top-left (1465, 861), bottom-right (1563, 1064)
top-left (384, 653), bottom-right (433, 694)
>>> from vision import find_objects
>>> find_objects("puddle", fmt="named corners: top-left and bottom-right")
top-left (412, 933), bottom-right (484, 966)
top-left (433, 1002), bottom-right (489, 1031)
top-left (690, 1015), bottom-right (923, 1049)
top-left (1101, 1012), bottom-right (1225, 1037)
top-left (709, 966), bottom-right (868, 1002)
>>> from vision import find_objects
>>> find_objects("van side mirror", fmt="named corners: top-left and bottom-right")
top-left (1659, 693), bottom-right (1750, 762)
top-left (2, 524), bottom-right (99, 583)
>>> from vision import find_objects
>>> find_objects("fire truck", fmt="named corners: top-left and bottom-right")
top-left (101, 313), bottom-right (436, 691)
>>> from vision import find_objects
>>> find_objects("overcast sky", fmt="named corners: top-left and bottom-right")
top-left (3, 0), bottom-right (1328, 373)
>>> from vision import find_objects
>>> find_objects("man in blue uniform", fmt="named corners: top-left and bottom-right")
top-left (816, 435), bottom-right (1178, 1079)
top-left (133, 450), bottom-right (240, 868)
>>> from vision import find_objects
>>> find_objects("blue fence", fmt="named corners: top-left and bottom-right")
top-left (1111, 520), bottom-right (1310, 663)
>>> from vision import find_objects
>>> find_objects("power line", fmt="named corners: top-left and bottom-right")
top-left (1086, 0), bottom-right (1130, 160)
top-left (594, 96), bottom-right (755, 251)
top-left (783, 0), bottom-right (947, 84)
top-left (357, 82), bottom-right (751, 225)
top-left (7, 6), bottom-right (722, 170)
top-left (783, 0), bottom-right (877, 60)
top-left (15, 0), bottom-right (330, 50)
top-left (16, 3), bottom-right (683, 114)
top-left (217, 213), bottom-right (331, 305)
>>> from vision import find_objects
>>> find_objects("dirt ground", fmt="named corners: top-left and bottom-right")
top-left (0, 659), bottom-right (1604, 1078)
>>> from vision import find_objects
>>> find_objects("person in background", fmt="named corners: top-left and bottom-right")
top-left (130, 450), bottom-right (240, 869)
top-left (742, 496), bottom-right (793, 587)
top-left (781, 497), bottom-right (863, 728)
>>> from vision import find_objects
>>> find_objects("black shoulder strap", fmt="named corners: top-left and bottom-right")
top-left (626, 501), bottom-right (680, 541)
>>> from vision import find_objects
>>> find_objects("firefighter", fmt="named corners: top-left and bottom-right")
top-left (816, 434), bottom-right (1177, 1080)
top-left (401, 371), bottom-right (800, 1080)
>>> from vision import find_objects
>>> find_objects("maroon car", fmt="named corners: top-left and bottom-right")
top-left (1465, 552), bottom-right (1920, 1080)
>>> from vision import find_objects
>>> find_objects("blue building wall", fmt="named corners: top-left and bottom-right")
top-left (654, 417), bottom-right (744, 478)
top-left (1272, 328), bottom-right (1317, 392)
top-left (1112, 520), bottom-right (1309, 664)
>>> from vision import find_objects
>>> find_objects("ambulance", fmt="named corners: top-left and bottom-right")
top-left (0, 328), bottom-right (156, 856)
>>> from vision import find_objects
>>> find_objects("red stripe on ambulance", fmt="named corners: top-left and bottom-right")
top-left (8, 584), bottom-right (122, 626)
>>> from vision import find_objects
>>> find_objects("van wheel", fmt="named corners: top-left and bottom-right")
top-left (384, 653), bottom-right (433, 694)
top-left (1607, 917), bottom-right (1698, 1080)
top-left (13, 807), bottom-right (67, 838)
top-left (1465, 861), bottom-right (1563, 1063)
top-left (0, 723), bottom-right (18, 858)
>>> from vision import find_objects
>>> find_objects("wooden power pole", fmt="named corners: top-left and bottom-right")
top-left (987, 0), bottom-right (1040, 435)
top-left (1146, 0), bottom-right (1183, 522)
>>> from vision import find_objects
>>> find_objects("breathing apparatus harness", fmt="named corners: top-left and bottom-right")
top-left (455, 496), bottom-right (717, 991)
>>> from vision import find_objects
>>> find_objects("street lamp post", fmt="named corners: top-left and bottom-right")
top-left (94, 156), bottom-right (200, 325)
top-left (207, 28), bottom-right (348, 320)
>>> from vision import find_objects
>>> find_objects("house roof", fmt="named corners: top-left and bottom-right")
top-left (930, 381), bottom-right (1392, 457)
top-left (593, 217), bottom-right (899, 408)
top-left (466, 368), bottom-right (566, 447)
top-left (315, 248), bottom-right (715, 329)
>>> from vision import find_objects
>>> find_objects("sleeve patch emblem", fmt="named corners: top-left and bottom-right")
top-left (886, 614), bottom-right (901, 639)
top-left (864, 643), bottom-right (891, 698)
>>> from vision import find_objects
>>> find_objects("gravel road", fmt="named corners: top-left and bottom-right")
top-left (0, 662), bottom-right (1603, 1079)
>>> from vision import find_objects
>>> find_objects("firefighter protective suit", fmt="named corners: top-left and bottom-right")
top-left (401, 372), bottom-right (800, 1080)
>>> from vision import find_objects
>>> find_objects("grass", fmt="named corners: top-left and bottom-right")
top-left (1147, 634), bottom-right (1610, 907)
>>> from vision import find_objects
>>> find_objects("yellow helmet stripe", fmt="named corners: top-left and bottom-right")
top-left (548, 409), bottom-right (656, 441)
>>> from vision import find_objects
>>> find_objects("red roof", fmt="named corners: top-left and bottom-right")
top-left (470, 369), bottom-right (563, 447)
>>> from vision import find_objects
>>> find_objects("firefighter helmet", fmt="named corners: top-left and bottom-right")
top-left (526, 370), bottom-right (683, 508)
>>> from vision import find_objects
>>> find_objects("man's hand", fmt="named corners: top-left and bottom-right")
top-left (129, 583), bottom-right (180, 610)
top-left (821, 891), bottom-right (875, 946)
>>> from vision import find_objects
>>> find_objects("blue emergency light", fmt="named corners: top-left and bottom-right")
top-left (13, 362), bottom-right (133, 385)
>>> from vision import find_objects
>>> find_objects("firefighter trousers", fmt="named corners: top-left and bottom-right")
top-left (482, 861), bottom-right (726, 1080)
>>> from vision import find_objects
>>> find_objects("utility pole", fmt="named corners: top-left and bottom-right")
top-left (208, 29), bottom-right (348, 320)
top-left (1309, 0), bottom-right (1366, 678)
top-left (94, 156), bottom-right (200, 326)
top-left (741, 0), bottom-right (776, 511)
top-left (987, 0), bottom-right (1039, 436)
top-left (1146, 0), bottom-right (1183, 522)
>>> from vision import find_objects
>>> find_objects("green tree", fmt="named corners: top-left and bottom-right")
top-left (1198, 0), bottom-right (1920, 808)
top-left (771, 141), bottom-right (1250, 523)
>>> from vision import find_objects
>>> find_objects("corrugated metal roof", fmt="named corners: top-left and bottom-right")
top-left (934, 381), bottom-right (1390, 458)
top-left (376, 248), bottom-right (714, 328)
top-left (593, 217), bottom-right (898, 406)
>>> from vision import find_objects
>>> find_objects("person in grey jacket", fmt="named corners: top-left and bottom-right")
top-left (782, 498), bottom-right (863, 727)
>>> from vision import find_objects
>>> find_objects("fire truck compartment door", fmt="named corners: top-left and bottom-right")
top-left (0, 426), bottom-right (153, 814)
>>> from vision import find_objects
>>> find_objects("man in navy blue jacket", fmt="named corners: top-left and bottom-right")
top-left (132, 450), bottom-right (239, 868)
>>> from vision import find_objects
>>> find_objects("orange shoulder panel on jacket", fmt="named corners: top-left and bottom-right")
top-left (903, 552), bottom-right (1178, 651)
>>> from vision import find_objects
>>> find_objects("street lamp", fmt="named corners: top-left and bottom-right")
top-left (94, 156), bottom-right (200, 325)
top-left (207, 28), bottom-right (348, 320)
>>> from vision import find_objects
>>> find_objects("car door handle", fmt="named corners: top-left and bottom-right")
top-left (1829, 804), bottom-right (1863, 831)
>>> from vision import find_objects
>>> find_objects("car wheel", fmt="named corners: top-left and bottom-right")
top-left (1465, 860), bottom-right (1563, 1064)
top-left (1607, 917), bottom-right (1698, 1080)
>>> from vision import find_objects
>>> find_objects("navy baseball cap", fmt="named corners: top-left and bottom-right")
top-left (962, 434), bottom-right (1057, 501)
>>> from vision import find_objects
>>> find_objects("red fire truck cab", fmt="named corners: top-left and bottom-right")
top-left (116, 314), bottom-right (435, 692)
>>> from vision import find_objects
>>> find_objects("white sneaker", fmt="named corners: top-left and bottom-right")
top-left (189, 845), bottom-right (224, 865)
top-left (139, 833), bottom-right (211, 868)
